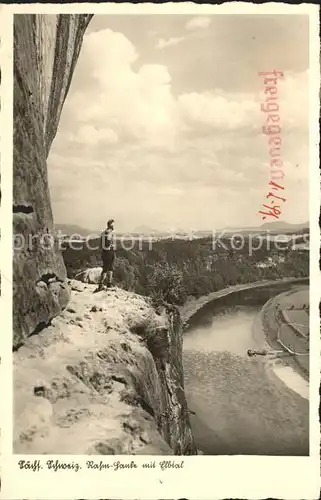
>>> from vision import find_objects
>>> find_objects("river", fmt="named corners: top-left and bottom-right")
top-left (183, 297), bottom-right (309, 456)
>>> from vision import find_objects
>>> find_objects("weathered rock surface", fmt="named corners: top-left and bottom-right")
top-left (14, 283), bottom-right (196, 455)
top-left (13, 14), bottom-right (93, 347)
top-left (75, 267), bottom-right (102, 284)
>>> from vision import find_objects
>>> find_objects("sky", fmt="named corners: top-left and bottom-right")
top-left (48, 14), bottom-right (309, 232)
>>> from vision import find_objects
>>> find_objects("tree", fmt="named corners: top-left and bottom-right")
top-left (146, 262), bottom-right (187, 305)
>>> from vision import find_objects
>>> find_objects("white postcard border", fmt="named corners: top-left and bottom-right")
top-left (0, 3), bottom-right (320, 499)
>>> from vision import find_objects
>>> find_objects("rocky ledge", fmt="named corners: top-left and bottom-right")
top-left (14, 281), bottom-right (196, 455)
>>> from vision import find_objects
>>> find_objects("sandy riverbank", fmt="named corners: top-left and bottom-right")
top-left (180, 277), bottom-right (309, 323)
top-left (260, 288), bottom-right (309, 380)
top-left (253, 304), bottom-right (309, 400)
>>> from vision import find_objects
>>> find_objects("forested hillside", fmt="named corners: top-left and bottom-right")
top-left (62, 236), bottom-right (309, 305)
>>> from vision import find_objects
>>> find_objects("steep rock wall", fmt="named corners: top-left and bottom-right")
top-left (13, 14), bottom-right (93, 347)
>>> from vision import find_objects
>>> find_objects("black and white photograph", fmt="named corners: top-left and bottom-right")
top-left (1, 3), bottom-right (319, 499)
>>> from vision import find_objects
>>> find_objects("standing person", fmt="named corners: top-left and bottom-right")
top-left (96, 219), bottom-right (115, 292)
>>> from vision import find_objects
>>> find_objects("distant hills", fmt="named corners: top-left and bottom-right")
top-left (55, 220), bottom-right (309, 239)
top-left (132, 225), bottom-right (159, 235)
top-left (259, 221), bottom-right (309, 232)
top-left (55, 224), bottom-right (99, 237)
top-left (220, 221), bottom-right (309, 234)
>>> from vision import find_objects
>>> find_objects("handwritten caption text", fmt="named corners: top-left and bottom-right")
top-left (18, 459), bottom-right (185, 473)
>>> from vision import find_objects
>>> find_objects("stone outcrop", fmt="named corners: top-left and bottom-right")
top-left (75, 266), bottom-right (102, 284)
top-left (13, 14), bottom-right (93, 347)
top-left (14, 283), bottom-right (196, 455)
top-left (13, 14), bottom-right (196, 456)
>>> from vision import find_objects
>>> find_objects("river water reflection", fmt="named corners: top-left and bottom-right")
top-left (183, 303), bottom-right (309, 455)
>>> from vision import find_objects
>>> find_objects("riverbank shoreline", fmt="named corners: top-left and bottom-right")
top-left (180, 277), bottom-right (309, 324)
top-left (252, 300), bottom-right (309, 399)
top-left (259, 289), bottom-right (309, 381)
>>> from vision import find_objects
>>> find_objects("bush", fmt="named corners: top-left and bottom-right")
top-left (146, 262), bottom-right (187, 305)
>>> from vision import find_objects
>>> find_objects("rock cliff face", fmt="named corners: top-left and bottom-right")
top-left (13, 14), bottom-right (196, 455)
top-left (14, 282), bottom-right (196, 454)
top-left (13, 14), bottom-right (93, 347)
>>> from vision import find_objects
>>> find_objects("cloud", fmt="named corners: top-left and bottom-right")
top-left (61, 28), bottom-right (307, 144)
top-left (49, 27), bottom-right (309, 231)
top-left (71, 125), bottom-right (118, 146)
top-left (178, 91), bottom-right (260, 130)
top-left (158, 186), bottom-right (183, 196)
top-left (186, 16), bottom-right (212, 31)
top-left (178, 71), bottom-right (308, 133)
top-left (62, 29), bottom-right (181, 149)
top-left (156, 36), bottom-right (185, 50)
top-left (276, 70), bottom-right (309, 130)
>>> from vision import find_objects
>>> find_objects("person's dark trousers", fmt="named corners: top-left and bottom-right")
top-left (97, 249), bottom-right (115, 291)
